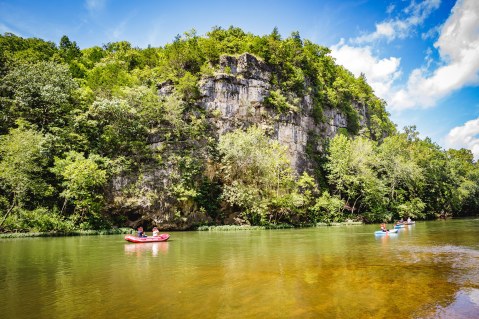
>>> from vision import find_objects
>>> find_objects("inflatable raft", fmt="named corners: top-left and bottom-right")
top-left (125, 234), bottom-right (170, 243)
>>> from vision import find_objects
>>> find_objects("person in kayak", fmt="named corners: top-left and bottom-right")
top-left (380, 223), bottom-right (388, 232)
top-left (137, 226), bottom-right (147, 237)
top-left (152, 227), bottom-right (159, 237)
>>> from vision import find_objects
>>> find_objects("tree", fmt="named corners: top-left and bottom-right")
top-left (0, 33), bottom-right (57, 75)
top-left (325, 134), bottom-right (385, 220)
top-left (377, 134), bottom-right (423, 218)
top-left (411, 138), bottom-right (451, 217)
top-left (325, 134), bottom-right (352, 198)
top-left (0, 61), bottom-right (78, 131)
top-left (85, 59), bottom-right (137, 96)
top-left (51, 151), bottom-right (107, 227)
top-left (84, 97), bottom-right (149, 159)
top-left (0, 125), bottom-right (52, 226)
top-left (218, 126), bottom-right (294, 224)
top-left (59, 35), bottom-right (81, 62)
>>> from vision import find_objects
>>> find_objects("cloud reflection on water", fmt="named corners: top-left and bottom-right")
top-left (397, 244), bottom-right (479, 318)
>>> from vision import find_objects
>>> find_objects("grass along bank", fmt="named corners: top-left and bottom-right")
top-left (197, 221), bottom-right (363, 231)
top-left (0, 227), bottom-right (135, 239)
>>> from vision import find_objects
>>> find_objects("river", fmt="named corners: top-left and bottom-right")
top-left (1, 219), bottom-right (478, 318)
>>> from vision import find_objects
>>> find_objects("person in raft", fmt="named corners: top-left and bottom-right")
top-left (152, 227), bottom-right (159, 237)
top-left (380, 223), bottom-right (388, 232)
top-left (137, 226), bottom-right (147, 237)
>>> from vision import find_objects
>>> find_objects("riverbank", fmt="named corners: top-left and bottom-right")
top-left (0, 221), bottom-right (366, 238)
top-left (197, 221), bottom-right (363, 231)
top-left (0, 227), bottom-right (135, 239)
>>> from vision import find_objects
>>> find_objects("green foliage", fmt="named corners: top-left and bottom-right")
top-left (84, 97), bottom-right (149, 158)
top-left (85, 60), bottom-right (137, 95)
top-left (0, 126), bottom-right (52, 213)
top-left (0, 33), bottom-right (57, 74)
top-left (0, 28), bottom-right (477, 232)
top-left (311, 102), bottom-right (324, 124)
top-left (51, 151), bottom-right (108, 226)
top-left (0, 61), bottom-right (78, 132)
top-left (197, 224), bottom-right (293, 231)
top-left (323, 127), bottom-right (479, 222)
top-left (175, 72), bottom-right (199, 103)
top-left (161, 94), bottom-right (186, 135)
top-left (218, 126), bottom-right (296, 225)
top-left (397, 198), bottom-right (426, 219)
top-left (80, 46), bottom-right (106, 69)
top-left (59, 35), bottom-right (81, 62)
top-left (0, 227), bottom-right (134, 238)
top-left (265, 90), bottom-right (298, 113)
top-left (310, 192), bottom-right (345, 223)
top-left (6, 207), bottom-right (75, 232)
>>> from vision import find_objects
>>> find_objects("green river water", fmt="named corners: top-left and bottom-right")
top-left (1, 219), bottom-right (478, 318)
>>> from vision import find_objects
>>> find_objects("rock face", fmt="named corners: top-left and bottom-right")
top-left (112, 52), bottom-right (369, 229)
top-left (194, 53), bottom-right (367, 173)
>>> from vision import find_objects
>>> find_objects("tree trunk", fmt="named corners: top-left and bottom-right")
top-left (352, 195), bottom-right (362, 214)
top-left (0, 195), bottom-right (16, 227)
top-left (61, 198), bottom-right (68, 214)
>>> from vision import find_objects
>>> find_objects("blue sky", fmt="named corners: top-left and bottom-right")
top-left (1, 0), bottom-right (478, 159)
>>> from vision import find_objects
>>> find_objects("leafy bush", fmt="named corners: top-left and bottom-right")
top-left (310, 192), bottom-right (345, 223)
top-left (4, 207), bottom-right (75, 232)
top-left (265, 90), bottom-right (298, 113)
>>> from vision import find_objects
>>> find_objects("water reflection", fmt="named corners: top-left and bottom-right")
top-left (374, 232), bottom-right (398, 244)
top-left (396, 244), bottom-right (479, 318)
top-left (433, 288), bottom-right (479, 318)
top-left (124, 242), bottom-right (169, 257)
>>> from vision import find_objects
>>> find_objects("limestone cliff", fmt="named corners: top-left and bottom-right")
top-left (111, 53), bottom-right (373, 229)
top-left (162, 53), bottom-right (368, 173)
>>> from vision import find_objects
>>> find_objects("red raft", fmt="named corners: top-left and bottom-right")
top-left (125, 234), bottom-right (170, 243)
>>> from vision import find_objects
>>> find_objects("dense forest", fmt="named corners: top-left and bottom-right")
top-left (0, 27), bottom-right (478, 232)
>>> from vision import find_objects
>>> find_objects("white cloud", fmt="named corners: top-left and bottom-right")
top-left (85, 0), bottom-right (107, 12)
top-left (445, 117), bottom-right (479, 160)
top-left (435, 0), bottom-right (478, 62)
top-left (107, 12), bottom-right (136, 41)
top-left (0, 23), bottom-right (16, 34)
top-left (331, 40), bottom-right (401, 98)
top-left (421, 24), bottom-right (440, 40)
top-left (353, 0), bottom-right (440, 43)
top-left (386, 4), bottom-right (396, 15)
top-left (111, 19), bottom-right (128, 39)
top-left (330, 0), bottom-right (479, 113)
top-left (389, 0), bottom-right (479, 110)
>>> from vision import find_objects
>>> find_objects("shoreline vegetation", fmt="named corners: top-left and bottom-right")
top-left (1, 28), bottom-right (478, 234)
top-left (0, 227), bottom-right (135, 239)
top-left (3, 218), bottom-right (478, 238)
top-left (0, 221), bottom-right (365, 238)
top-left (198, 221), bottom-right (364, 231)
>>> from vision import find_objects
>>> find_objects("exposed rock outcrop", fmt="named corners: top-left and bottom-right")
top-left (195, 53), bottom-right (367, 172)
top-left (111, 52), bottom-right (369, 228)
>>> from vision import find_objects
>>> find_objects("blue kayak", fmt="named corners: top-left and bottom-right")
top-left (395, 221), bottom-right (415, 229)
top-left (374, 229), bottom-right (399, 235)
